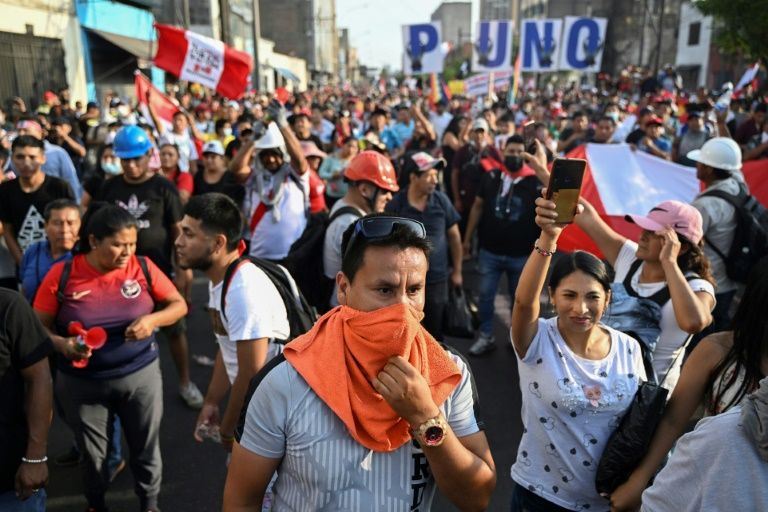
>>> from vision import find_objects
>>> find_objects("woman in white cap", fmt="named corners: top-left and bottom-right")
top-left (574, 198), bottom-right (716, 392)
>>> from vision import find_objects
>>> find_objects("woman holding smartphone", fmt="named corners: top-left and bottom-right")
top-left (510, 191), bottom-right (646, 511)
top-left (574, 199), bottom-right (716, 391)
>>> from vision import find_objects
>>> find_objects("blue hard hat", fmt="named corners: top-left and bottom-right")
top-left (113, 125), bottom-right (153, 159)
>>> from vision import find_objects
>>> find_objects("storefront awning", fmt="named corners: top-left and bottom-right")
top-left (274, 67), bottom-right (301, 83)
top-left (87, 28), bottom-right (155, 61)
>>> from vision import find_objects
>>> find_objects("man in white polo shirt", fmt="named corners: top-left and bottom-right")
top-left (232, 101), bottom-right (309, 261)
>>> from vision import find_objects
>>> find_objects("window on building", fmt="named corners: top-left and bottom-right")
top-left (688, 22), bottom-right (701, 46)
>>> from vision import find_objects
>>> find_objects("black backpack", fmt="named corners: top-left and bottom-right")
top-left (701, 183), bottom-right (768, 282)
top-left (221, 256), bottom-right (317, 343)
top-left (57, 255), bottom-right (153, 303)
top-left (281, 205), bottom-right (362, 314)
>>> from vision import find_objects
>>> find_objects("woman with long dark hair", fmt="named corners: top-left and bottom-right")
top-left (609, 256), bottom-right (768, 511)
top-left (33, 203), bottom-right (187, 512)
top-left (509, 191), bottom-right (646, 511)
top-left (441, 115), bottom-right (468, 202)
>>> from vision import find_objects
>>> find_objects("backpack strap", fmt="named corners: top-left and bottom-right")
top-left (699, 185), bottom-right (748, 260)
top-left (328, 205), bottom-right (363, 225)
top-left (136, 255), bottom-right (153, 295)
top-left (288, 171), bottom-right (310, 218)
top-left (56, 255), bottom-right (154, 304)
top-left (56, 260), bottom-right (73, 304)
top-left (622, 258), bottom-right (699, 305)
top-left (221, 256), bottom-right (250, 322)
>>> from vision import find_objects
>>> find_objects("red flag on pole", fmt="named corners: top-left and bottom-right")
top-left (134, 71), bottom-right (179, 131)
top-left (152, 23), bottom-right (252, 99)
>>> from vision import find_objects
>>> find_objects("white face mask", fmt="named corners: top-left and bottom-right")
top-left (223, 127), bottom-right (233, 137)
top-left (101, 160), bottom-right (122, 175)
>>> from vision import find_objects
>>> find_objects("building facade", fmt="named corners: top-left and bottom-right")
top-left (0, 0), bottom-right (86, 107)
top-left (259, 0), bottom-right (339, 84)
top-left (431, 2), bottom-right (472, 47)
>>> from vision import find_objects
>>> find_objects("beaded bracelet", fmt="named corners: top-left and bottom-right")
top-left (21, 456), bottom-right (48, 464)
top-left (534, 240), bottom-right (556, 257)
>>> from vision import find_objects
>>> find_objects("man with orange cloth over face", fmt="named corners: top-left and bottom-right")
top-left (223, 214), bottom-right (496, 511)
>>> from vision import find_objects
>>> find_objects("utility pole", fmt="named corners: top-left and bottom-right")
top-left (639, 0), bottom-right (647, 67)
top-left (220, 0), bottom-right (232, 46)
top-left (654, 0), bottom-right (665, 73)
top-left (181, 0), bottom-right (190, 28)
top-left (251, 0), bottom-right (261, 92)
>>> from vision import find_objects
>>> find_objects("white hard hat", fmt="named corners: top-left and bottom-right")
top-left (254, 122), bottom-right (286, 150)
top-left (686, 137), bottom-right (742, 172)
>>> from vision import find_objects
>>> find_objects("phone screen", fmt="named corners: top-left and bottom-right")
top-left (523, 121), bottom-right (536, 153)
top-left (545, 158), bottom-right (586, 224)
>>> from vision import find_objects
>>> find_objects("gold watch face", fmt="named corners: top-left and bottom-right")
top-left (423, 425), bottom-right (445, 446)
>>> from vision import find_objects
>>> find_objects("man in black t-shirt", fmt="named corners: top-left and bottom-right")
top-left (0, 136), bottom-right (74, 265)
top-left (0, 289), bottom-right (53, 507)
top-left (96, 125), bottom-right (204, 410)
top-left (462, 136), bottom-right (547, 355)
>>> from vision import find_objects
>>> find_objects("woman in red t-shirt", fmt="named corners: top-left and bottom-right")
top-left (158, 143), bottom-right (194, 204)
top-left (34, 203), bottom-right (186, 512)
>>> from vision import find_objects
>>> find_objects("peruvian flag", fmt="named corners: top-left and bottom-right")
top-left (153, 23), bottom-right (252, 99)
top-left (134, 71), bottom-right (179, 131)
top-left (558, 144), bottom-right (768, 256)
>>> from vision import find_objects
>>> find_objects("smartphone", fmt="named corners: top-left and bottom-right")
top-left (545, 158), bottom-right (586, 224)
top-left (523, 121), bottom-right (537, 154)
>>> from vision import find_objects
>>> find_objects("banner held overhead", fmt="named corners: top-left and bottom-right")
top-left (402, 22), bottom-right (444, 74)
top-left (558, 16), bottom-right (607, 72)
top-left (473, 20), bottom-right (515, 72)
top-left (519, 18), bottom-right (563, 72)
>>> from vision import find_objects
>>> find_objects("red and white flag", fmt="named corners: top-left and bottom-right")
top-left (153, 23), bottom-right (252, 99)
top-left (557, 144), bottom-right (768, 255)
top-left (134, 71), bottom-right (179, 131)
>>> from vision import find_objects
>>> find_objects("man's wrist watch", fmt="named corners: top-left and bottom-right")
top-left (410, 414), bottom-right (448, 447)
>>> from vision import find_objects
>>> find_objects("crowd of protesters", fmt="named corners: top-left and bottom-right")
top-left (0, 61), bottom-right (767, 512)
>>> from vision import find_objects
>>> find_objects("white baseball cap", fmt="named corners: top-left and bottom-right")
top-left (202, 140), bottom-right (225, 156)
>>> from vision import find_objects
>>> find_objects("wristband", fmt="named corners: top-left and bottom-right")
top-left (220, 433), bottom-right (235, 442)
top-left (534, 239), bottom-right (556, 257)
top-left (21, 456), bottom-right (48, 464)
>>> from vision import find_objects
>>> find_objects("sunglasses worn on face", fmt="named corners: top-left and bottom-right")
top-left (344, 216), bottom-right (427, 258)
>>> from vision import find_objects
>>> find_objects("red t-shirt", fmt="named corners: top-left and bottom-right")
top-left (35, 254), bottom-right (177, 379)
top-left (164, 167), bottom-right (195, 196)
top-left (308, 169), bottom-right (327, 213)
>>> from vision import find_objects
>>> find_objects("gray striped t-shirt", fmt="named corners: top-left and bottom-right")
top-left (240, 352), bottom-right (481, 511)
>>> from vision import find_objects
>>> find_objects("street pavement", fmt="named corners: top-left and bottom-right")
top-left (46, 262), bottom-right (524, 511)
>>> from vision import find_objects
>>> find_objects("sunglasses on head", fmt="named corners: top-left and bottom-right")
top-left (344, 216), bottom-right (426, 257)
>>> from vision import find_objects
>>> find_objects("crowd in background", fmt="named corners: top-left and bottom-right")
top-left (1, 61), bottom-right (767, 512)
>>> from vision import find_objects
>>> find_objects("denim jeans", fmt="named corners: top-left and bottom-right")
top-left (478, 249), bottom-right (527, 337)
top-left (510, 484), bottom-right (573, 512)
top-left (0, 489), bottom-right (46, 512)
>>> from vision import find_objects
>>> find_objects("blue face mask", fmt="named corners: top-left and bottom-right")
top-left (102, 161), bottom-right (122, 175)
top-left (606, 111), bottom-right (620, 122)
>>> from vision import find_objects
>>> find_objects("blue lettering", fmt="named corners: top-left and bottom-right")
top-left (566, 18), bottom-right (601, 69)
top-left (522, 21), bottom-right (557, 68)
top-left (476, 21), bottom-right (510, 68)
top-left (406, 24), bottom-right (439, 72)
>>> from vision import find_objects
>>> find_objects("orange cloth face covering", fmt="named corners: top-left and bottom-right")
top-left (284, 302), bottom-right (462, 452)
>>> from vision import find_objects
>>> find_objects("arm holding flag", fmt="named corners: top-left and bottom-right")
top-left (573, 198), bottom-right (626, 267)
top-left (145, 89), bottom-right (166, 136)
